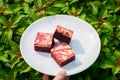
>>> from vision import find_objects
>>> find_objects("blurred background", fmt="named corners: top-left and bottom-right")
top-left (0, 0), bottom-right (120, 80)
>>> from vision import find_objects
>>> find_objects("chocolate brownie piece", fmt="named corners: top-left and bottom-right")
top-left (53, 25), bottom-right (73, 44)
top-left (51, 42), bottom-right (75, 67)
top-left (34, 32), bottom-right (54, 52)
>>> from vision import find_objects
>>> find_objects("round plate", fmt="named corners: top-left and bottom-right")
top-left (20, 15), bottom-right (101, 76)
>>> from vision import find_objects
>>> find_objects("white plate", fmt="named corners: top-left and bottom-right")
top-left (20, 15), bottom-right (101, 76)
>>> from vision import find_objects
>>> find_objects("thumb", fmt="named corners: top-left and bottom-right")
top-left (53, 70), bottom-right (66, 80)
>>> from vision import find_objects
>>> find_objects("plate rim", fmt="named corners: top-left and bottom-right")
top-left (20, 14), bottom-right (101, 76)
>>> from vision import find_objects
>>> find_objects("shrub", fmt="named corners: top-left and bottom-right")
top-left (0, 0), bottom-right (120, 80)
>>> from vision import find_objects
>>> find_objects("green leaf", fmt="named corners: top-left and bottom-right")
top-left (99, 7), bottom-right (108, 18)
top-left (85, 74), bottom-right (92, 80)
top-left (54, 2), bottom-right (66, 8)
top-left (19, 62), bottom-right (31, 74)
top-left (24, 0), bottom-right (34, 3)
top-left (16, 27), bottom-right (25, 35)
top-left (99, 60), bottom-right (113, 69)
top-left (1, 28), bottom-right (13, 42)
top-left (45, 7), bottom-right (60, 15)
top-left (0, 0), bottom-right (3, 6)
top-left (101, 35), bottom-right (108, 46)
top-left (114, 50), bottom-right (120, 58)
top-left (9, 68), bottom-right (18, 79)
top-left (0, 45), bottom-right (4, 51)
top-left (114, 6), bottom-right (120, 13)
top-left (7, 28), bottom-right (13, 40)
top-left (0, 16), bottom-right (7, 24)
top-left (0, 52), bottom-right (9, 62)
top-left (61, 6), bottom-right (69, 13)
top-left (20, 65), bottom-right (31, 74)
top-left (102, 21), bottom-right (113, 31)
top-left (10, 56), bottom-right (20, 69)
top-left (46, 10), bottom-right (57, 15)
top-left (105, 75), bottom-right (117, 80)
top-left (3, 7), bottom-right (14, 15)
top-left (112, 65), bottom-right (120, 75)
top-left (89, 1), bottom-right (101, 15)
top-left (34, 0), bottom-right (42, 7)
top-left (103, 48), bottom-right (111, 57)
top-left (8, 40), bottom-right (19, 51)
top-left (70, 0), bottom-right (78, 4)
top-left (71, 6), bottom-right (76, 13)
top-left (23, 2), bottom-right (29, 12)
top-left (12, 14), bottom-right (25, 25)
top-left (1, 31), bottom-right (7, 42)
top-left (79, 13), bottom-right (86, 20)
top-left (16, 61), bottom-right (31, 74)
top-left (16, 61), bottom-right (24, 68)
top-left (13, 4), bottom-right (23, 13)
top-left (0, 69), bottom-right (7, 79)
top-left (112, 76), bottom-right (117, 80)
top-left (0, 0), bottom-right (120, 79)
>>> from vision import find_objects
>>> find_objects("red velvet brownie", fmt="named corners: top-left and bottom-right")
top-left (53, 25), bottom-right (73, 44)
top-left (34, 32), bottom-right (54, 52)
top-left (51, 42), bottom-right (75, 67)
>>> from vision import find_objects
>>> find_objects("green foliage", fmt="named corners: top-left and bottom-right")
top-left (0, 0), bottom-right (120, 80)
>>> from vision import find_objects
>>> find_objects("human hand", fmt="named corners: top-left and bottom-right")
top-left (42, 70), bottom-right (69, 80)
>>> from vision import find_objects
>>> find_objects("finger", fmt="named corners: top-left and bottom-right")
top-left (53, 70), bottom-right (66, 80)
top-left (42, 74), bottom-right (49, 80)
top-left (66, 76), bottom-right (70, 80)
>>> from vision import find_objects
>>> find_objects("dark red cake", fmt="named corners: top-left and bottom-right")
top-left (53, 25), bottom-right (73, 44)
top-left (51, 42), bottom-right (75, 67)
top-left (34, 32), bottom-right (54, 52)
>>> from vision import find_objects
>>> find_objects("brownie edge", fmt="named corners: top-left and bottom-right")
top-left (51, 42), bottom-right (75, 67)
top-left (53, 25), bottom-right (73, 44)
top-left (34, 32), bottom-right (54, 52)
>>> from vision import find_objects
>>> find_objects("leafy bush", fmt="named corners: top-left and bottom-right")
top-left (0, 0), bottom-right (120, 80)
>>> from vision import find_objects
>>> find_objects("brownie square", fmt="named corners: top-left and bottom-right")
top-left (51, 42), bottom-right (75, 67)
top-left (53, 25), bottom-right (73, 44)
top-left (34, 32), bottom-right (54, 52)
